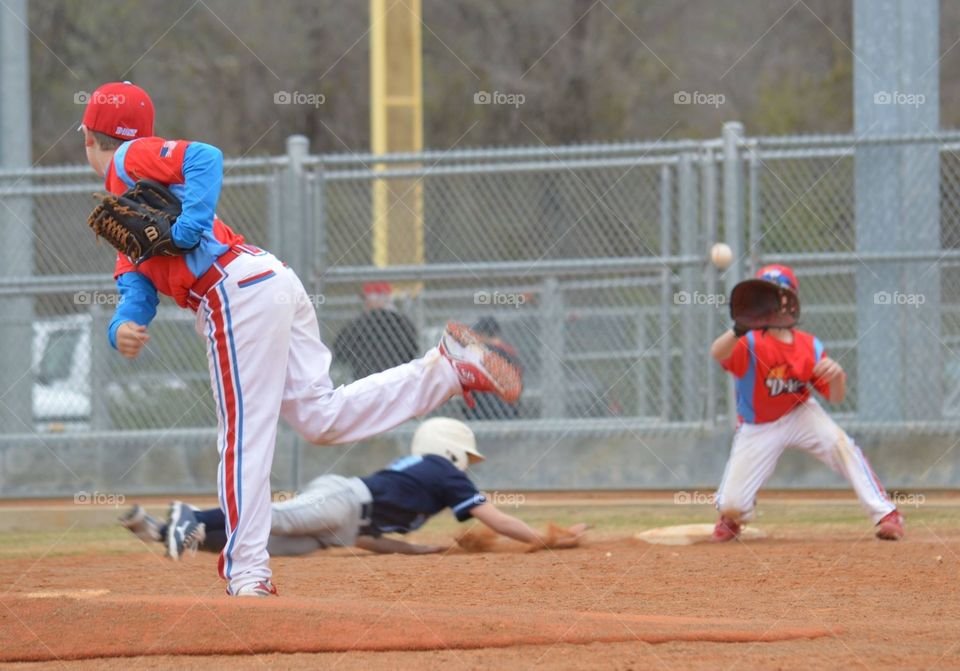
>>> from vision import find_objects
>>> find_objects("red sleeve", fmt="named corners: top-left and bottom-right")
top-left (121, 137), bottom-right (188, 185)
top-left (113, 252), bottom-right (135, 280)
top-left (720, 336), bottom-right (750, 378)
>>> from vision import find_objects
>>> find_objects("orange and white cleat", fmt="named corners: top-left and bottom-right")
top-left (875, 509), bottom-right (905, 541)
top-left (711, 515), bottom-right (741, 542)
top-left (439, 321), bottom-right (522, 409)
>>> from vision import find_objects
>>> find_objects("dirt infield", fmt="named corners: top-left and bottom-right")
top-left (1, 493), bottom-right (959, 669)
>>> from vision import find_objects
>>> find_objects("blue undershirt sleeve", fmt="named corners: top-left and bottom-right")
top-left (171, 142), bottom-right (224, 249)
top-left (108, 272), bottom-right (159, 349)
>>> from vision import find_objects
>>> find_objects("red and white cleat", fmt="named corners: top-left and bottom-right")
top-left (233, 580), bottom-right (278, 597)
top-left (439, 321), bottom-right (522, 408)
top-left (711, 515), bottom-right (741, 542)
top-left (875, 510), bottom-right (905, 541)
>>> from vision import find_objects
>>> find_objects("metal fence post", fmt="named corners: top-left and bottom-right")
top-left (678, 153), bottom-right (699, 422)
top-left (722, 122), bottom-right (745, 285)
top-left (747, 143), bottom-right (761, 275)
top-left (284, 135), bottom-right (310, 276)
top-left (658, 163), bottom-right (673, 422)
top-left (722, 122), bottom-right (745, 429)
top-left (281, 134), bottom-right (310, 491)
top-left (0, 0), bottom-right (34, 435)
top-left (313, 159), bottom-right (327, 298)
top-left (854, 0), bottom-right (941, 422)
top-left (701, 149), bottom-right (719, 427)
top-left (540, 276), bottom-right (564, 418)
top-left (89, 302), bottom-right (110, 431)
top-left (635, 311), bottom-right (648, 417)
top-left (267, 165), bottom-right (282, 263)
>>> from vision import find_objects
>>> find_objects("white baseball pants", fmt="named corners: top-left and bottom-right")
top-left (715, 398), bottom-right (895, 524)
top-left (197, 251), bottom-right (460, 594)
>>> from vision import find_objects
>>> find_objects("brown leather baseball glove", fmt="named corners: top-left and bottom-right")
top-left (88, 179), bottom-right (193, 265)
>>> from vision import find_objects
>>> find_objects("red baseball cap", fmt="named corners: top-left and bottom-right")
top-left (756, 264), bottom-right (798, 291)
top-left (80, 81), bottom-right (154, 141)
top-left (362, 282), bottom-right (393, 296)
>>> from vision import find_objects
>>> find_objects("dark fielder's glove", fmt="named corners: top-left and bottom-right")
top-left (729, 278), bottom-right (800, 334)
top-left (88, 179), bottom-right (192, 265)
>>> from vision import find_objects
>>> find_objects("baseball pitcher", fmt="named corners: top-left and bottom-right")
top-left (80, 82), bottom-right (522, 597)
top-left (710, 264), bottom-right (904, 542)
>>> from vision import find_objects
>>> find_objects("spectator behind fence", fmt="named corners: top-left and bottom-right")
top-left (333, 283), bottom-right (419, 379)
top-left (463, 317), bottom-right (522, 420)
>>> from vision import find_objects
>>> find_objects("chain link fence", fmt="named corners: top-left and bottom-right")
top-left (2, 124), bottom-right (960, 495)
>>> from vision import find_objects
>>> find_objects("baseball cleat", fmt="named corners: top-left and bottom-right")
top-left (875, 509), bottom-right (905, 541)
top-left (439, 321), bottom-right (522, 408)
top-left (711, 515), bottom-right (741, 542)
top-left (119, 504), bottom-right (163, 543)
top-left (233, 580), bottom-right (278, 597)
top-left (165, 500), bottom-right (206, 561)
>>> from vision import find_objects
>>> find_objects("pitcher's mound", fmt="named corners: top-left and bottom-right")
top-left (635, 523), bottom-right (766, 545)
top-left (1, 593), bottom-right (829, 662)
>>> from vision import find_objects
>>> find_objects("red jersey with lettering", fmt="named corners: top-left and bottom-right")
top-left (720, 329), bottom-right (831, 424)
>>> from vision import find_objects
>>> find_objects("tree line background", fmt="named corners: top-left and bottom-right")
top-left (27, 0), bottom-right (960, 164)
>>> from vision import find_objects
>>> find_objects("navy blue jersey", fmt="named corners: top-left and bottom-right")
top-left (360, 454), bottom-right (485, 536)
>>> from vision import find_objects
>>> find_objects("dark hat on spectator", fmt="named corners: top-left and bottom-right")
top-left (472, 316), bottom-right (501, 337)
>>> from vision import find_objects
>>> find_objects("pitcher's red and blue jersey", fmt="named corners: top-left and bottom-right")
top-left (721, 329), bottom-right (831, 424)
top-left (103, 136), bottom-right (245, 348)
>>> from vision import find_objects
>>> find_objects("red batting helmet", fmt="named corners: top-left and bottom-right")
top-left (756, 264), bottom-right (798, 292)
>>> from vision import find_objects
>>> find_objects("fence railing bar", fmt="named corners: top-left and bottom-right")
top-left (765, 250), bottom-right (960, 264)
top-left (0, 156), bottom-right (285, 180)
top-left (0, 174), bottom-right (274, 197)
top-left (0, 274), bottom-right (115, 295)
top-left (322, 256), bottom-right (697, 282)
top-left (313, 138), bottom-right (722, 167)
top-left (744, 130), bottom-right (960, 149)
top-left (323, 154), bottom-right (679, 181)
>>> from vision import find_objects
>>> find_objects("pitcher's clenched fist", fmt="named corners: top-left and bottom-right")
top-left (115, 322), bottom-right (150, 359)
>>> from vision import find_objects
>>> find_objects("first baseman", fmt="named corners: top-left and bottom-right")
top-left (80, 82), bottom-right (522, 597)
top-left (121, 418), bottom-right (585, 558)
top-left (710, 264), bottom-right (904, 541)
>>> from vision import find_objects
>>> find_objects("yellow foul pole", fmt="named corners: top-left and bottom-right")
top-left (370, 0), bottom-right (423, 271)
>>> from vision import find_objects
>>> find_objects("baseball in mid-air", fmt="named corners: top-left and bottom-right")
top-left (710, 242), bottom-right (733, 270)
